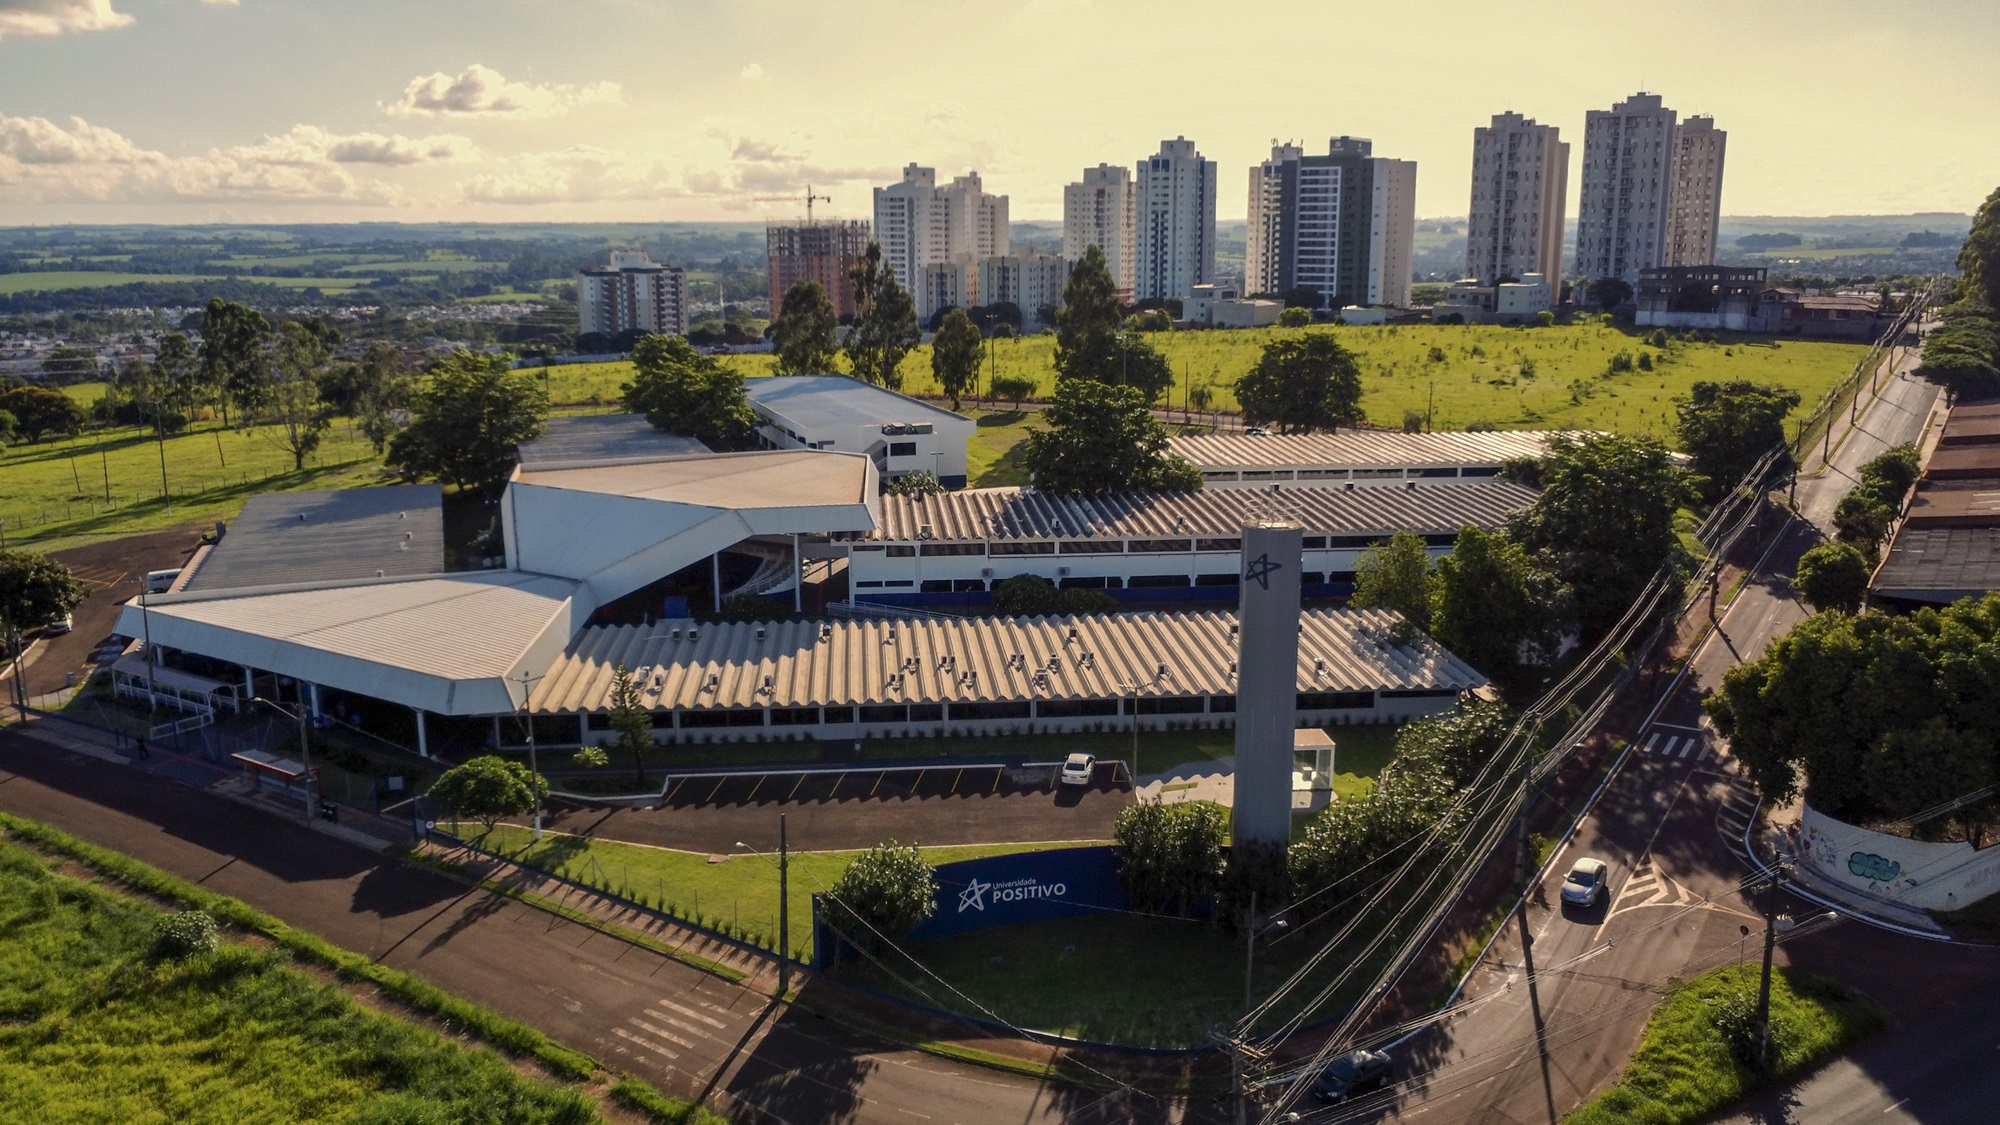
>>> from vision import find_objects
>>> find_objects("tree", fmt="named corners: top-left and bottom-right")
top-left (1053, 245), bottom-right (1173, 400)
top-left (0, 386), bottom-right (84, 442)
top-left (1021, 378), bottom-right (1202, 493)
top-left (1431, 526), bottom-right (1575, 690)
top-left (929, 308), bottom-right (982, 410)
top-left (387, 352), bottom-right (548, 493)
top-left (200, 298), bottom-right (271, 425)
top-left (606, 662), bottom-right (653, 785)
top-left (1792, 541), bottom-right (1871, 614)
top-left (1508, 433), bottom-right (1684, 637)
top-left (1675, 380), bottom-right (1800, 490)
top-left (823, 840), bottom-right (937, 954)
top-left (262, 317), bottom-right (336, 472)
top-left (1706, 595), bottom-right (2000, 839)
top-left (1587, 278), bottom-right (1633, 310)
top-left (149, 332), bottom-right (202, 420)
top-left (622, 334), bottom-right (754, 449)
top-left (353, 342), bottom-right (414, 455)
top-left (1113, 799), bottom-right (1226, 916)
top-left (1350, 532), bottom-right (1435, 642)
top-left (990, 373), bottom-right (1036, 412)
top-left (427, 755), bottom-right (547, 834)
top-left (884, 470), bottom-right (945, 498)
top-left (1958, 184), bottom-right (2000, 304)
top-left (0, 550), bottom-right (88, 635)
top-left (1913, 299), bottom-right (2000, 401)
top-left (770, 280), bottom-right (840, 375)
top-left (1277, 306), bottom-right (1313, 328)
top-left (1235, 334), bottom-right (1364, 434)
top-left (845, 243), bottom-right (920, 389)
top-left (991, 574), bottom-right (1059, 615)
top-left (1834, 444), bottom-right (1921, 556)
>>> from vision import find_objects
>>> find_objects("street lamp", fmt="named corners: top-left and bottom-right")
top-left (1118, 680), bottom-right (1139, 788)
top-left (251, 694), bottom-right (317, 824)
top-left (733, 811), bottom-right (791, 998)
top-left (511, 669), bottom-right (545, 842)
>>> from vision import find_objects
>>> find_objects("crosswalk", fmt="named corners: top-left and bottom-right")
top-left (609, 993), bottom-right (736, 1065)
top-left (1635, 721), bottom-right (1729, 764)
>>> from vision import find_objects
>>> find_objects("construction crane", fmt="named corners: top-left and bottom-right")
top-left (752, 185), bottom-right (833, 224)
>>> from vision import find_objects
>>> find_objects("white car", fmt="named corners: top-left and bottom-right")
top-left (1560, 857), bottom-right (1610, 907)
top-left (1058, 752), bottom-right (1097, 786)
top-left (45, 613), bottom-right (74, 636)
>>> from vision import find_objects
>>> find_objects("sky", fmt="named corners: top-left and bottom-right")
top-left (1, 0), bottom-right (1997, 226)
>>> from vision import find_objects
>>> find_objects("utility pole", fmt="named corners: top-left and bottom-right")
top-left (512, 669), bottom-right (546, 841)
top-left (154, 411), bottom-right (172, 516)
top-left (1754, 859), bottom-right (1790, 1069)
top-left (778, 812), bottom-right (791, 999)
top-left (1235, 889), bottom-right (1257, 1125)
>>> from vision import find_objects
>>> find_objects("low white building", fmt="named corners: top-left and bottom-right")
top-left (846, 482), bottom-right (1535, 604)
top-left (1432, 272), bottom-right (1551, 324)
top-left (745, 375), bottom-right (975, 489)
top-left (1339, 307), bottom-right (1389, 326)
top-left (1170, 429), bottom-right (1561, 489)
top-left (1184, 284), bottom-right (1283, 328)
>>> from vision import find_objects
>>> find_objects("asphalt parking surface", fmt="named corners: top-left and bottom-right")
top-left (544, 762), bottom-right (1130, 853)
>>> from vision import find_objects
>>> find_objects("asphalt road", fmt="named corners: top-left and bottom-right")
top-left (0, 729), bottom-right (1215, 1125)
top-left (1278, 349), bottom-right (1964, 1124)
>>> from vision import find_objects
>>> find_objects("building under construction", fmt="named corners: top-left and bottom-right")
top-left (767, 219), bottom-right (871, 320)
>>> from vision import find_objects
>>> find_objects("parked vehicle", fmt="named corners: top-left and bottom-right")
top-left (45, 613), bottom-right (73, 636)
top-left (1560, 857), bottom-right (1610, 907)
top-left (1058, 752), bottom-right (1097, 786)
top-left (144, 569), bottom-right (182, 595)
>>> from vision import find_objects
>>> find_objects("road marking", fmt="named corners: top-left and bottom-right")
top-left (613, 1025), bottom-right (679, 1059)
top-left (1678, 738), bottom-right (1696, 759)
top-left (1644, 732), bottom-right (1662, 753)
top-left (896, 1111), bottom-right (932, 1120)
top-left (644, 1008), bottom-right (709, 1038)
top-left (628, 1016), bottom-right (697, 1050)
top-left (1651, 722), bottom-right (1706, 733)
top-left (654, 997), bottom-right (729, 1029)
top-left (1659, 736), bottom-right (1680, 757)
top-left (1884, 1098), bottom-right (1908, 1113)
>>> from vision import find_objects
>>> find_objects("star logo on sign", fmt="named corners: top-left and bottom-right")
top-left (1244, 553), bottom-right (1282, 590)
top-left (958, 877), bottom-right (990, 913)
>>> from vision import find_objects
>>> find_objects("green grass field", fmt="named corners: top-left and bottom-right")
top-left (1, 403), bottom-right (394, 550)
top-left (0, 837), bottom-right (600, 1124)
top-left (578, 323), bottom-right (1869, 442)
top-left (0, 271), bottom-right (370, 294)
top-left (458, 825), bottom-right (1079, 960)
top-left (1567, 964), bottom-right (1885, 1124)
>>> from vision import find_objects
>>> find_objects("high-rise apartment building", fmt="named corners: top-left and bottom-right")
top-left (1134, 137), bottom-right (1218, 302)
top-left (576, 250), bottom-right (687, 339)
top-left (1465, 113), bottom-right (1569, 291)
top-left (977, 254), bottom-right (1073, 326)
top-left (1062, 164), bottom-right (1135, 299)
top-left (766, 219), bottom-right (870, 319)
top-left (1238, 137), bottom-right (1417, 310)
top-left (1244, 142), bottom-right (1304, 296)
top-left (1666, 116), bottom-right (1727, 267)
top-left (1576, 93), bottom-right (1728, 285)
top-left (872, 164), bottom-right (1010, 319)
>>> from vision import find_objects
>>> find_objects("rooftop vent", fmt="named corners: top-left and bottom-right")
top-left (755, 625), bottom-right (767, 641)
top-left (819, 624), bottom-right (834, 641)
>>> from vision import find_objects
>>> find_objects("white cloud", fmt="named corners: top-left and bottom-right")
top-left (459, 146), bottom-right (671, 205)
top-left (383, 63), bottom-right (622, 120)
top-left (0, 0), bottom-right (133, 42)
top-left (0, 114), bottom-right (468, 206)
top-left (739, 63), bottom-right (769, 81)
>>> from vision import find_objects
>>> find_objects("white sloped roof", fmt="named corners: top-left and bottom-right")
top-left (528, 607), bottom-right (1485, 714)
top-left (115, 571), bottom-right (586, 715)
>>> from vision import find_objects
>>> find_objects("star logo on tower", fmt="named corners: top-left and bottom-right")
top-left (1244, 553), bottom-right (1282, 590)
top-left (958, 877), bottom-right (990, 913)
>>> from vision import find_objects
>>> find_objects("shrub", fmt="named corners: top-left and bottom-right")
top-left (152, 909), bottom-right (219, 960)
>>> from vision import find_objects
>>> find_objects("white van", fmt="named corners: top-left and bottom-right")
top-left (144, 569), bottom-right (182, 595)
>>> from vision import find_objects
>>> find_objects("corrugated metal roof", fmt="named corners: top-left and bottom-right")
top-left (1903, 486), bottom-right (2000, 528)
top-left (518, 413), bottom-right (710, 464)
top-left (1873, 526), bottom-right (2000, 602)
top-left (745, 374), bottom-right (971, 428)
top-left (871, 483), bottom-right (1537, 542)
top-left (528, 607), bottom-right (1486, 714)
top-left (1920, 447), bottom-right (2000, 480)
top-left (1168, 430), bottom-right (1562, 470)
top-left (183, 485), bottom-right (444, 592)
top-left (513, 450), bottom-right (871, 509)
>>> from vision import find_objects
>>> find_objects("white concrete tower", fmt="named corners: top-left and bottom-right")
top-left (1231, 516), bottom-right (1304, 849)
top-left (1666, 115), bottom-right (1727, 267)
top-left (1466, 112), bottom-right (1569, 291)
top-left (1063, 164), bottom-right (1136, 298)
top-left (1245, 142), bottom-right (1303, 297)
top-left (1576, 92), bottom-right (1679, 285)
top-left (1134, 137), bottom-right (1218, 302)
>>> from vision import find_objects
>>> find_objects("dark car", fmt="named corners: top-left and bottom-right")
top-left (1313, 1047), bottom-right (1392, 1103)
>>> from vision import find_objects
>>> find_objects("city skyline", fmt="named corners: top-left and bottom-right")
top-left (0, 0), bottom-right (1996, 224)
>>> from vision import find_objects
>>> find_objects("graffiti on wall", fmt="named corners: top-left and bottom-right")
top-left (1848, 852), bottom-right (1902, 883)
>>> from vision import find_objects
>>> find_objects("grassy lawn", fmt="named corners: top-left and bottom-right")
top-left (1566, 964), bottom-right (1885, 1124)
top-left (0, 837), bottom-right (600, 1124)
top-left (1, 413), bottom-right (393, 551)
top-left (0, 272), bottom-right (368, 294)
top-left (965, 408), bottom-right (1040, 486)
top-left (835, 910), bottom-right (1360, 1048)
top-left (458, 823), bottom-right (1083, 959)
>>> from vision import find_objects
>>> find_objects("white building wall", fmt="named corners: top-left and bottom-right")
top-left (1366, 157), bottom-right (1417, 308)
top-left (1063, 164), bottom-right (1136, 297)
top-left (751, 405), bottom-right (973, 488)
top-left (845, 538), bottom-right (1457, 597)
top-left (1135, 137), bottom-right (1217, 301)
top-left (873, 164), bottom-right (936, 291)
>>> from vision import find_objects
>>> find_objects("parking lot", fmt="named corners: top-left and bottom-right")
top-left (542, 759), bottom-right (1132, 853)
